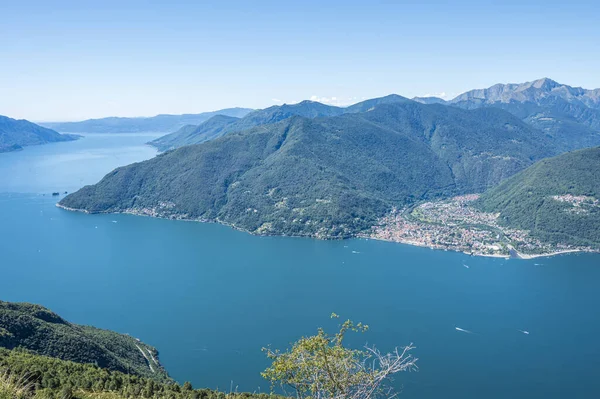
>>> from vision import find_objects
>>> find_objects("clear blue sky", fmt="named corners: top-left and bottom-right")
top-left (2, 0), bottom-right (599, 121)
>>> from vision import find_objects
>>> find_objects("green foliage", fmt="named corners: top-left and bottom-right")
top-left (478, 147), bottom-right (600, 248)
top-left (0, 116), bottom-right (78, 153)
top-left (262, 315), bottom-right (416, 399)
top-left (61, 101), bottom-right (553, 239)
top-left (0, 302), bottom-right (169, 382)
top-left (0, 349), bottom-right (281, 399)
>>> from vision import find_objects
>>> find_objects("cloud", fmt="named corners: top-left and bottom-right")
top-left (422, 92), bottom-right (447, 99)
top-left (308, 96), bottom-right (358, 106)
top-left (422, 92), bottom-right (456, 100)
top-left (271, 98), bottom-right (282, 103)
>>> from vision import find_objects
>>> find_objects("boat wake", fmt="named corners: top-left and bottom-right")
top-left (455, 327), bottom-right (474, 334)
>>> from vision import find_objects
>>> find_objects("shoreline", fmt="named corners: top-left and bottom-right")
top-left (363, 235), bottom-right (588, 259)
top-left (56, 203), bottom-right (592, 260)
top-left (55, 203), bottom-right (348, 240)
top-left (514, 249), bottom-right (585, 259)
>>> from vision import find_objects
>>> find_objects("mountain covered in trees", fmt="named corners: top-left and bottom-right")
top-left (0, 115), bottom-right (78, 153)
top-left (478, 147), bottom-right (600, 248)
top-left (0, 301), bottom-right (169, 382)
top-left (60, 100), bottom-right (555, 238)
top-left (42, 108), bottom-right (253, 134)
top-left (450, 78), bottom-right (600, 151)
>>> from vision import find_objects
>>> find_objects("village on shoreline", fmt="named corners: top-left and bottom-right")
top-left (367, 194), bottom-right (593, 259)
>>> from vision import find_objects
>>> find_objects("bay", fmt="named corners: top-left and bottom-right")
top-left (1, 134), bottom-right (599, 398)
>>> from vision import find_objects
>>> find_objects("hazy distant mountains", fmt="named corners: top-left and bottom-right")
top-left (0, 115), bottom-right (78, 153)
top-left (60, 98), bottom-right (555, 238)
top-left (41, 108), bottom-right (254, 134)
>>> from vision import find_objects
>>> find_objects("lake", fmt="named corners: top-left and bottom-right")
top-left (1, 134), bottom-right (599, 398)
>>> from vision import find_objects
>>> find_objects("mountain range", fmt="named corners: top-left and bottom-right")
top-left (452, 78), bottom-right (600, 109)
top-left (57, 78), bottom-right (600, 250)
top-left (154, 79), bottom-right (600, 153)
top-left (60, 98), bottom-right (555, 238)
top-left (0, 115), bottom-right (78, 153)
top-left (41, 108), bottom-right (254, 134)
top-left (150, 97), bottom-right (409, 151)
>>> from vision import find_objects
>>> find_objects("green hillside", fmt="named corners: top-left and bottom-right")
top-left (60, 101), bottom-right (553, 239)
top-left (0, 302), bottom-right (169, 382)
top-left (0, 348), bottom-right (279, 399)
top-left (478, 147), bottom-right (600, 248)
top-left (0, 116), bottom-right (78, 153)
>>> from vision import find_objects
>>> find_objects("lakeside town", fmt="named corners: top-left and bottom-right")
top-left (368, 194), bottom-right (592, 258)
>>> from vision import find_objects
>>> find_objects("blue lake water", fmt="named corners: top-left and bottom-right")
top-left (1, 134), bottom-right (600, 398)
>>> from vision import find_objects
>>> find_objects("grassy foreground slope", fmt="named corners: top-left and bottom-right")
top-left (0, 302), bottom-right (169, 382)
top-left (60, 101), bottom-right (554, 238)
top-left (478, 147), bottom-right (600, 248)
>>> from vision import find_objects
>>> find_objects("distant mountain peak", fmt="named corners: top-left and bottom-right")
top-left (531, 77), bottom-right (559, 90)
top-left (451, 78), bottom-right (600, 109)
top-left (379, 94), bottom-right (409, 101)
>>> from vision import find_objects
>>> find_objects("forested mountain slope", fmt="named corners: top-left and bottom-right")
top-left (478, 147), bottom-right (600, 248)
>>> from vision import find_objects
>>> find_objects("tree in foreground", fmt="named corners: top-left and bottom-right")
top-left (262, 314), bottom-right (418, 399)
